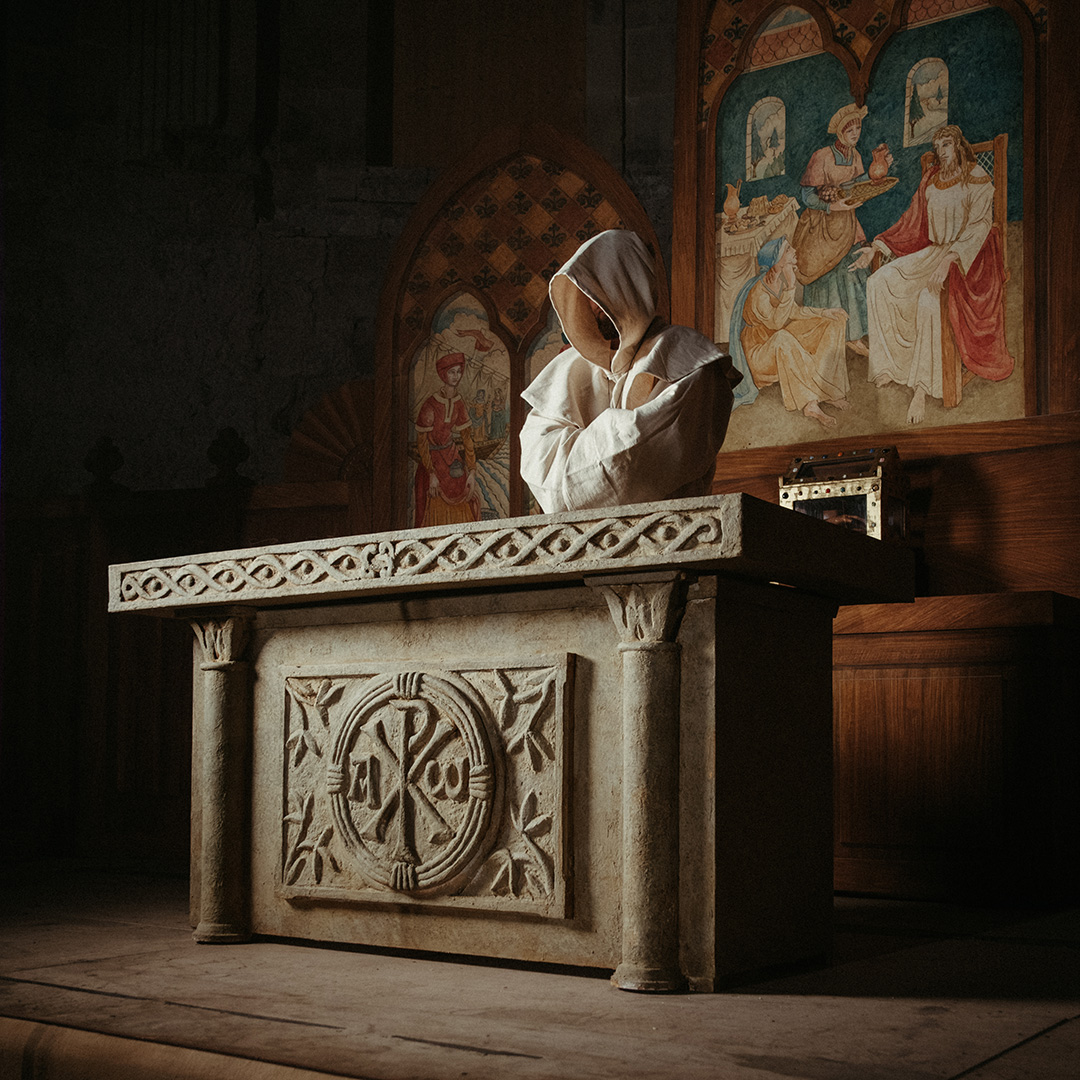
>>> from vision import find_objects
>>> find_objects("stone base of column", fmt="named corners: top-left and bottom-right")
top-left (193, 921), bottom-right (251, 944)
top-left (612, 962), bottom-right (688, 993)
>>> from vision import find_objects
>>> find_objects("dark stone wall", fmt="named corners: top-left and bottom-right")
top-left (2, 0), bottom-right (676, 498)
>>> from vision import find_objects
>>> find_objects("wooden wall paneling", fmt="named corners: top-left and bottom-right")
top-left (834, 661), bottom-right (1013, 899)
top-left (911, 439), bottom-right (1080, 595)
top-left (709, 415), bottom-right (1080, 597)
top-left (833, 593), bottom-right (1080, 903)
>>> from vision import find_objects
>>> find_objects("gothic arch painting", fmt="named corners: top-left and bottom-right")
top-left (697, 0), bottom-right (1037, 452)
top-left (904, 58), bottom-right (949, 147)
top-left (747, 97), bottom-right (787, 181)
top-left (373, 125), bottom-right (666, 530)
top-left (407, 292), bottom-right (512, 525)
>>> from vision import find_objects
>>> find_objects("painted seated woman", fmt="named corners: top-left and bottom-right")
top-left (729, 237), bottom-right (851, 429)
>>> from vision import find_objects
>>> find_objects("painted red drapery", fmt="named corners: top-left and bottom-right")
top-left (877, 167), bottom-right (1014, 382)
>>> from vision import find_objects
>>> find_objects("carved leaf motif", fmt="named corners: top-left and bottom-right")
top-left (496, 671), bottom-right (555, 773)
top-left (283, 795), bottom-right (337, 887)
top-left (489, 848), bottom-right (522, 897)
top-left (288, 677), bottom-right (343, 710)
top-left (503, 788), bottom-right (555, 898)
top-left (191, 616), bottom-right (250, 663)
top-left (287, 679), bottom-right (341, 757)
top-left (524, 730), bottom-right (554, 772)
top-left (523, 812), bottom-right (551, 838)
top-left (287, 730), bottom-right (317, 766)
top-left (284, 794), bottom-right (312, 830)
top-left (287, 731), bottom-right (303, 765)
top-left (597, 575), bottom-right (689, 644)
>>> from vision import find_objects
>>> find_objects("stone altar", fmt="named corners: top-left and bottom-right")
top-left (108, 493), bottom-right (913, 991)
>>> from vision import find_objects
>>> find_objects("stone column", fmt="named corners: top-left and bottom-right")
top-left (590, 572), bottom-right (691, 992)
top-left (190, 612), bottom-right (253, 943)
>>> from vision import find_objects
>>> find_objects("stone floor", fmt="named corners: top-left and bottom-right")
top-left (1, 862), bottom-right (1078, 1080)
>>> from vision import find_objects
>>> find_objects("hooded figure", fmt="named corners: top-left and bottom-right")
top-left (520, 230), bottom-right (739, 513)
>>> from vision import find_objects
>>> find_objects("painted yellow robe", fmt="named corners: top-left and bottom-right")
top-left (740, 278), bottom-right (849, 412)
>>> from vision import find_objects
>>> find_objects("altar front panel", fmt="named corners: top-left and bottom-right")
top-left (244, 585), bottom-right (625, 969)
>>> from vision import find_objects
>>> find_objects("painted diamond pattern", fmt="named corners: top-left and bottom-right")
top-left (488, 243), bottom-right (517, 276)
top-left (395, 153), bottom-right (627, 352)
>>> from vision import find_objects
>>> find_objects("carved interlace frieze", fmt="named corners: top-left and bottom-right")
top-left (279, 659), bottom-right (572, 915)
top-left (110, 499), bottom-right (735, 610)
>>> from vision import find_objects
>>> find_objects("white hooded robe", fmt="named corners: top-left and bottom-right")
top-left (520, 230), bottom-right (738, 513)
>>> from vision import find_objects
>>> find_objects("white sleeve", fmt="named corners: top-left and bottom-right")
top-left (520, 364), bottom-right (732, 513)
top-left (950, 178), bottom-right (994, 274)
top-left (520, 402), bottom-right (637, 513)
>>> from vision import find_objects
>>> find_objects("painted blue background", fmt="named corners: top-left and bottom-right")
top-left (716, 6), bottom-right (1023, 239)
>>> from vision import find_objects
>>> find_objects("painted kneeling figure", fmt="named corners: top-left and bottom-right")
top-left (729, 236), bottom-right (851, 429)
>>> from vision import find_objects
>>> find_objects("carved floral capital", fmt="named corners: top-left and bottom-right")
top-left (591, 572), bottom-right (691, 645)
top-left (191, 614), bottom-right (252, 666)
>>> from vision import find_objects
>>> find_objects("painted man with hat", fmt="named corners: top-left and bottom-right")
top-left (413, 351), bottom-right (482, 527)
top-left (790, 102), bottom-right (890, 356)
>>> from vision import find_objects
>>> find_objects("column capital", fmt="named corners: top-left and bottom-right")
top-left (190, 610), bottom-right (254, 667)
top-left (587, 571), bottom-right (692, 646)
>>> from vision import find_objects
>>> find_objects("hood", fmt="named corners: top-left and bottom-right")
top-left (549, 230), bottom-right (659, 378)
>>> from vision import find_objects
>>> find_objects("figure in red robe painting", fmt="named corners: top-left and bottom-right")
top-left (413, 352), bottom-right (482, 527)
top-left (850, 124), bottom-right (1014, 424)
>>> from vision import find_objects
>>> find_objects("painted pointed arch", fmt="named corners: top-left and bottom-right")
top-left (374, 123), bottom-right (666, 530)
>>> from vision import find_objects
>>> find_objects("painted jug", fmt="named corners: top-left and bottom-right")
top-left (869, 143), bottom-right (890, 184)
top-left (723, 179), bottom-right (742, 221)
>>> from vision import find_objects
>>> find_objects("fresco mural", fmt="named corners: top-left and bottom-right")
top-left (521, 306), bottom-right (569, 513)
top-left (409, 293), bottom-right (512, 525)
top-left (379, 136), bottom-right (657, 529)
top-left (712, 1), bottom-right (1027, 450)
top-left (747, 97), bottom-right (786, 180)
top-left (904, 58), bottom-right (949, 147)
